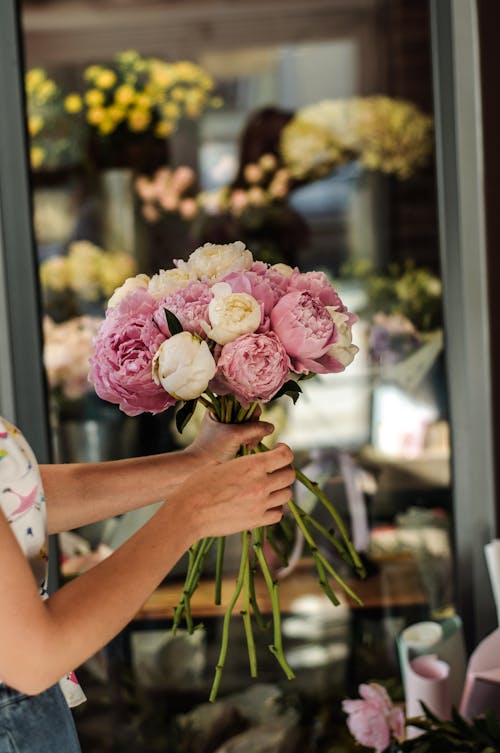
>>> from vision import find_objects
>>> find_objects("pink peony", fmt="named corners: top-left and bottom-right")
top-left (89, 288), bottom-right (175, 416)
top-left (210, 332), bottom-right (290, 406)
top-left (153, 280), bottom-right (213, 337)
top-left (287, 269), bottom-right (357, 327)
top-left (342, 683), bottom-right (405, 753)
top-left (270, 290), bottom-right (337, 374)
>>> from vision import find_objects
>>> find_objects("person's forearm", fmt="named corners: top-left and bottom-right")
top-left (40, 448), bottom-right (206, 534)
top-left (6, 500), bottom-right (194, 695)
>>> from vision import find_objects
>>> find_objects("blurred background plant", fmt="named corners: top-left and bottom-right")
top-left (25, 67), bottom-right (86, 171)
top-left (39, 241), bottom-right (137, 320)
top-left (281, 97), bottom-right (433, 181)
top-left (82, 50), bottom-right (222, 141)
top-left (340, 259), bottom-right (442, 368)
top-left (43, 314), bottom-right (103, 402)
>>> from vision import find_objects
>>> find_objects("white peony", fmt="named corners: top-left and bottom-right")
top-left (148, 268), bottom-right (193, 299)
top-left (107, 274), bottom-right (150, 309)
top-left (152, 332), bottom-right (216, 400)
top-left (326, 307), bottom-right (359, 367)
top-left (176, 241), bottom-right (253, 281)
top-left (202, 282), bottom-right (261, 345)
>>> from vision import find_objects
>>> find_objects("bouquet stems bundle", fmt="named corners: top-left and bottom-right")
top-left (172, 393), bottom-right (365, 701)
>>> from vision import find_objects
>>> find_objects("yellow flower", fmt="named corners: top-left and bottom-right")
top-left (38, 79), bottom-right (57, 103)
top-left (114, 84), bottom-right (136, 106)
top-left (28, 115), bottom-right (44, 137)
top-left (95, 69), bottom-right (117, 90)
top-left (85, 88), bottom-right (105, 107)
top-left (86, 107), bottom-right (106, 126)
top-left (98, 117), bottom-right (116, 135)
top-left (128, 108), bottom-right (151, 132)
top-left (185, 101), bottom-right (202, 119)
top-left (162, 102), bottom-right (180, 119)
top-left (84, 65), bottom-right (102, 81)
top-left (30, 146), bottom-right (45, 169)
top-left (155, 120), bottom-right (174, 138)
top-left (99, 252), bottom-right (137, 296)
top-left (25, 68), bottom-right (46, 93)
top-left (107, 105), bottom-right (126, 123)
top-left (150, 62), bottom-right (175, 88)
top-left (39, 256), bottom-right (69, 291)
top-left (64, 93), bottom-right (83, 114)
top-left (171, 87), bottom-right (186, 102)
top-left (135, 93), bottom-right (152, 110)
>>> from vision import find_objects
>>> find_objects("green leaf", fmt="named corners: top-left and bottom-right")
top-left (272, 379), bottom-right (302, 404)
top-left (297, 371), bottom-right (316, 382)
top-left (164, 307), bottom-right (183, 336)
top-left (176, 399), bottom-right (197, 433)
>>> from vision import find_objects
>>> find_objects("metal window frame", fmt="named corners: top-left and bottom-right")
top-left (430, 0), bottom-right (497, 642)
top-left (0, 0), bottom-right (50, 461)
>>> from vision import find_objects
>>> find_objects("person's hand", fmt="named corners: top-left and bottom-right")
top-left (186, 407), bottom-right (274, 464)
top-left (170, 443), bottom-right (295, 542)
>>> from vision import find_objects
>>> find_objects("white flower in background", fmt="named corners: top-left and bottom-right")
top-left (176, 241), bottom-right (253, 282)
top-left (148, 268), bottom-right (193, 299)
top-left (202, 282), bottom-right (261, 345)
top-left (107, 274), bottom-right (150, 308)
top-left (326, 307), bottom-right (359, 367)
top-left (152, 332), bottom-right (216, 400)
top-left (43, 315), bottom-right (103, 400)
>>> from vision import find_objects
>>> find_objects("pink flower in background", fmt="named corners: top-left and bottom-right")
top-left (211, 332), bottom-right (290, 406)
top-left (342, 683), bottom-right (405, 753)
top-left (89, 288), bottom-right (174, 416)
top-left (270, 290), bottom-right (336, 373)
top-left (155, 280), bottom-right (213, 337)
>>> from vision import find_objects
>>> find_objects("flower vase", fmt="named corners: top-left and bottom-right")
top-left (100, 168), bottom-right (136, 256)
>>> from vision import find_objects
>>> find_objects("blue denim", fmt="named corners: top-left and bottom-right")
top-left (0, 682), bottom-right (82, 753)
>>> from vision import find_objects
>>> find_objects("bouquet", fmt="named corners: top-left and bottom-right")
top-left (89, 241), bottom-right (365, 699)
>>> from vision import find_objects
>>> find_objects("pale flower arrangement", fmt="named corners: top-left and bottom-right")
top-left (43, 315), bottom-right (103, 401)
top-left (89, 240), bottom-right (365, 700)
top-left (281, 96), bottom-right (434, 180)
top-left (134, 152), bottom-right (292, 224)
top-left (39, 241), bottom-right (137, 303)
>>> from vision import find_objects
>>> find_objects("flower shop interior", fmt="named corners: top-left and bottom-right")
top-left (2, 0), bottom-right (500, 751)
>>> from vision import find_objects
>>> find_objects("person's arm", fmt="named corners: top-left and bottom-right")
top-left (41, 413), bottom-right (274, 534)
top-left (0, 444), bottom-right (294, 695)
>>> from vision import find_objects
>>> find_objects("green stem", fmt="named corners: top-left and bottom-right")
top-left (209, 529), bottom-right (250, 702)
top-left (295, 467), bottom-right (365, 576)
top-left (241, 531), bottom-right (257, 677)
top-left (293, 502), bottom-right (350, 562)
top-left (214, 536), bottom-right (225, 605)
top-left (248, 560), bottom-right (269, 630)
top-left (172, 537), bottom-right (215, 634)
top-left (288, 499), bottom-right (363, 605)
top-left (253, 527), bottom-right (295, 680)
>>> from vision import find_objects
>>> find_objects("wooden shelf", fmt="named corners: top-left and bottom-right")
top-left (133, 556), bottom-right (428, 622)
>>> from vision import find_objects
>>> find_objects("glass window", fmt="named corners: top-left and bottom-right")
top-left (19, 1), bottom-right (455, 749)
